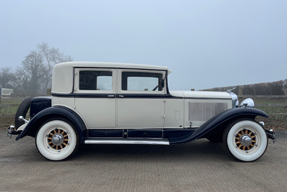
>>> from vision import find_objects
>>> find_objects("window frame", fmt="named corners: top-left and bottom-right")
top-left (74, 68), bottom-right (116, 94)
top-left (118, 69), bottom-right (166, 94)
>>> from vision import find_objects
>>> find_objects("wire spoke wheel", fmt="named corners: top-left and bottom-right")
top-left (224, 120), bottom-right (268, 162)
top-left (36, 119), bottom-right (78, 161)
top-left (47, 128), bottom-right (69, 150)
top-left (234, 127), bottom-right (259, 154)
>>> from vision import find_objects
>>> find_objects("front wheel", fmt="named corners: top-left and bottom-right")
top-left (36, 119), bottom-right (79, 161)
top-left (223, 120), bottom-right (268, 162)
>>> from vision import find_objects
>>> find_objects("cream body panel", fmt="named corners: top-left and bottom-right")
top-left (117, 69), bottom-right (166, 129)
top-left (168, 90), bottom-right (184, 97)
top-left (52, 63), bottom-right (73, 94)
top-left (57, 61), bottom-right (171, 73)
top-left (164, 99), bottom-right (184, 128)
top-left (182, 91), bottom-right (231, 99)
top-left (17, 123), bottom-right (27, 131)
top-left (52, 97), bottom-right (75, 109)
top-left (75, 98), bottom-right (116, 129)
top-left (73, 68), bottom-right (117, 129)
top-left (164, 91), bottom-right (184, 128)
top-left (117, 99), bottom-right (164, 128)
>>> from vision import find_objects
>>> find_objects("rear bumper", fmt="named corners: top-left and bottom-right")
top-left (265, 129), bottom-right (276, 143)
top-left (7, 125), bottom-right (22, 139)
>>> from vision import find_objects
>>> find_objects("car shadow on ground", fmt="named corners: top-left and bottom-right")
top-left (72, 139), bottom-right (230, 162)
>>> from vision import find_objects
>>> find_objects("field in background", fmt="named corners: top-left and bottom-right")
top-left (0, 97), bottom-right (27, 129)
top-left (0, 96), bottom-right (286, 130)
top-left (251, 97), bottom-right (287, 130)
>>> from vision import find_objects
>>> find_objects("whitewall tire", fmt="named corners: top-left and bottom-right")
top-left (36, 119), bottom-right (79, 161)
top-left (224, 120), bottom-right (268, 162)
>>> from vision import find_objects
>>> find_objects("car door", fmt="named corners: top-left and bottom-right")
top-left (74, 68), bottom-right (117, 129)
top-left (117, 69), bottom-right (166, 129)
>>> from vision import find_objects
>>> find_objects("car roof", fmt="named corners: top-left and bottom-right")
top-left (56, 61), bottom-right (172, 73)
top-left (52, 62), bottom-right (172, 94)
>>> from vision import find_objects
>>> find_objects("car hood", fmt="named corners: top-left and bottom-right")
top-left (169, 90), bottom-right (231, 99)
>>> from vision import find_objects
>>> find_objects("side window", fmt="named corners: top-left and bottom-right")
top-left (122, 72), bottom-right (163, 91)
top-left (79, 71), bottom-right (112, 90)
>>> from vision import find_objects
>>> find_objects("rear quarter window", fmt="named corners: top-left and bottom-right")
top-left (79, 71), bottom-right (112, 90)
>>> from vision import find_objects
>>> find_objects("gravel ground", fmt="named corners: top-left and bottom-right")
top-left (0, 130), bottom-right (286, 192)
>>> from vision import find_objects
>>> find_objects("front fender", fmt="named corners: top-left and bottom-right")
top-left (16, 106), bottom-right (87, 143)
top-left (169, 107), bottom-right (268, 144)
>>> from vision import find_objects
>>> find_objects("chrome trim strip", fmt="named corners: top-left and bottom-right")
top-left (51, 93), bottom-right (232, 100)
top-left (84, 139), bottom-right (170, 145)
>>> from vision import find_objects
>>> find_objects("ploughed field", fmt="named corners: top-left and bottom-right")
top-left (0, 96), bottom-right (286, 130)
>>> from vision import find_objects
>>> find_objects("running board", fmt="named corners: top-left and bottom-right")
top-left (84, 138), bottom-right (170, 145)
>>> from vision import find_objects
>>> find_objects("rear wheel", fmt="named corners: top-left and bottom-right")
top-left (36, 119), bottom-right (79, 161)
top-left (223, 119), bottom-right (268, 162)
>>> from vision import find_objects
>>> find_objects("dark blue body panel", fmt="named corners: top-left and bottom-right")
top-left (16, 106), bottom-right (87, 143)
top-left (30, 97), bottom-right (51, 119)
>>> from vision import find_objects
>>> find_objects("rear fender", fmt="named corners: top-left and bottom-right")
top-left (169, 107), bottom-right (268, 144)
top-left (16, 106), bottom-right (87, 143)
top-left (17, 123), bottom-right (28, 131)
top-left (30, 97), bottom-right (51, 119)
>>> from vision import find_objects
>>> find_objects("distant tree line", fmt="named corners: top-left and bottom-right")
top-left (0, 43), bottom-right (72, 96)
top-left (202, 79), bottom-right (287, 95)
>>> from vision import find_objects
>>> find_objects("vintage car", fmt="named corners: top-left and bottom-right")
top-left (7, 62), bottom-right (276, 161)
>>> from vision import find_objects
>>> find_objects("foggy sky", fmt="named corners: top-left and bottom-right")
top-left (1, 0), bottom-right (286, 90)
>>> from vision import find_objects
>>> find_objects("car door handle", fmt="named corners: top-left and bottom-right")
top-left (119, 95), bottom-right (124, 98)
top-left (108, 95), bottom-right (115, 98)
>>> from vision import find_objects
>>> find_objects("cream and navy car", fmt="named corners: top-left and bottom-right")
top-left (7, 62), bottom-right (276, 161)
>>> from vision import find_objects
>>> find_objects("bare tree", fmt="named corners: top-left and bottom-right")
top-left (37, 43), bottom-right (72, 94)
top-left (17, 43), bottom-right (72, 95)
top-left (17, 51), bottom-right (44, 95)
top-left (0, 67), bottom-right (15, 88)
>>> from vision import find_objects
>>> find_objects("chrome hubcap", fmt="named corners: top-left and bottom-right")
top-left (240, 135), bottom-right (252, 146)
top-left (52, 134), bottom-right (64, 145)
top-left (235, 129), bottom-right (256, 151)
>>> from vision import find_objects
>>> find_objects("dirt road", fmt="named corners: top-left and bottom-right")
top-left (0, 130), bottom-right (286, 192)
